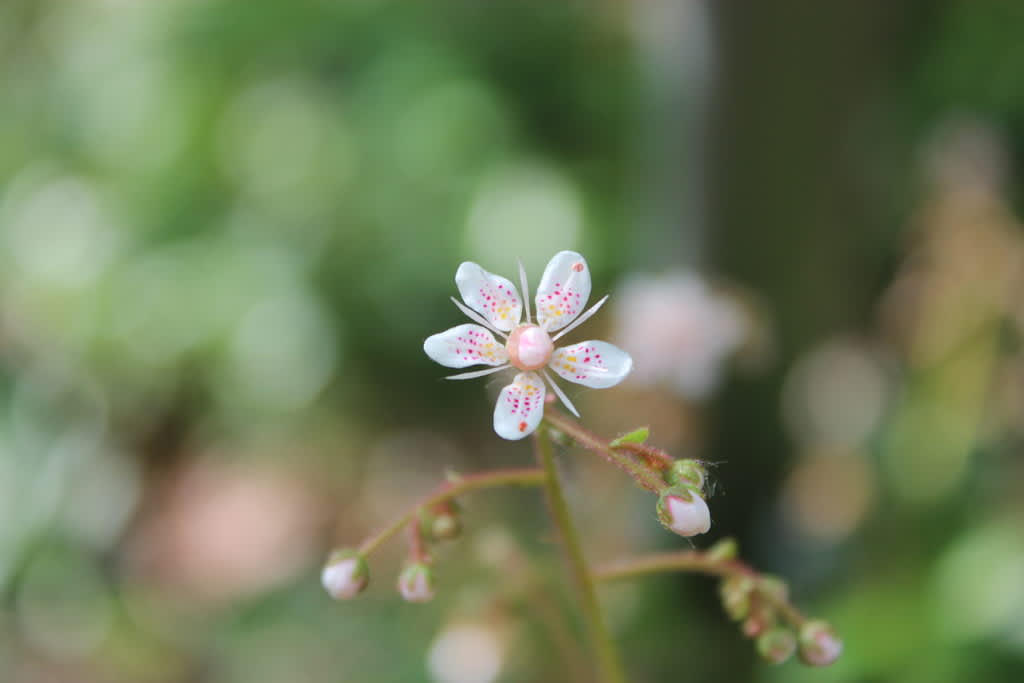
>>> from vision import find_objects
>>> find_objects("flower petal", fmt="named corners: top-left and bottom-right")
top-left (493, 372), bottom-right (545, 440)
top-left (535, 251), bottom-right (592, 331)
top-left (456, 262), bottom-right (522, 332)
top-left (550, 340), bottom-right (632, 389)
top-left (424, 324), bottom-right (509, 368)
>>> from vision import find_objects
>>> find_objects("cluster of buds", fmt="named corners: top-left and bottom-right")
top-left (607, 426), bottom-right (714, 539)
top-left (323, 497), bottom-right (463, 604)
top-left (656, 458), bottom-right (712, 537)
top-left (322, 546), bottom-right (442, 605)
top-left (719, 571), bottom-right (842, 667)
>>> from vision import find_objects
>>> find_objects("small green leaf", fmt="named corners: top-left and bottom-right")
top-left (610, 426), bottom-right (650, 447)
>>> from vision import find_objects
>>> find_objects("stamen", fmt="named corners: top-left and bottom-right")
top-left (450, 297), bottom-right (507, 339)
top-left (543, 370), bottom-right (580, 417)
top-left (518, 259), bottom-right (532, 324)
top-left (552, 294), bottom-right (609, 341)
top-left (445, 365), bottom-right (510, 380)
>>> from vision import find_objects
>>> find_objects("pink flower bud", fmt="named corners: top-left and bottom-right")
top-left (798, 620), bottom-right (843, 667)
top-left (656, 488), bottom-right (711, 537)
top-left (398, 562), bottom-right (436, 603)
top-left (743, 613), bottom-right (768, 638)
top-left (321, 549), bottom-right (369, 600)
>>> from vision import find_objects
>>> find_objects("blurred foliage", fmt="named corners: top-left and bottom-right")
top-left (1, 0), bottom-right (1024, 682)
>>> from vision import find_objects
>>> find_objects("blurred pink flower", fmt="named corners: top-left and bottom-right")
top-left (126, 459), bottom-right (325, 604)
top-left (613, 271), bottom-right (745, 399)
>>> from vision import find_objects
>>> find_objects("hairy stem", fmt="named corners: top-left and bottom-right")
top-left (594, 548), bottom-right (809, 630)
top-left (357, 467), bottom-right (545, 556)
top-left (544, 407), bottom-right (666, 492)
top-left (534, 426), bottom-right (626, 683)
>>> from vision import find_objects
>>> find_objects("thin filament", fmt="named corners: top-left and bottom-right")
top-left (446, 365), bottom-right (510, 380)
top-left (552, 294), bottom-right (610, 341)
top-left (543, 370), bottom-right (580, 417)
top-left (451, 297), bottom-right (507, 339)
top-left (518, 259), bottom-right (532, 324)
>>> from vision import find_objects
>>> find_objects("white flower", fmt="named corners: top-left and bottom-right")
top-left (424, 251), bottom-right (632, 440)
top-left (613, 271), bottom-right (745, 399)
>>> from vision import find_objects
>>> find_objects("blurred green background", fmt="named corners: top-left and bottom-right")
top-left (2, 1), bottom-right (1024, 681)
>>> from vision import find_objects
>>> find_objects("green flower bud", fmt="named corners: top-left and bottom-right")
top-left (667, 459), bottom-right (707, 491)
top-left (720, 575), bottom-right (755, 621)
top-left (707, 537), bottom-right (739, 562)
top-left (756, 627), bottom-right (796, 665)
top-left (421, 501), bottom-right (462, 542)
top-left (757, 575), bottom-right (788, 603)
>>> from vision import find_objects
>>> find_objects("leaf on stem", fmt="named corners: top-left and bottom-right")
top-left (610, 426), bottom-right (650, 448)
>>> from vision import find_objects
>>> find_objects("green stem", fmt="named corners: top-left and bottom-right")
top-left (534, 426), bottom-right (626, 683)
top-left (593, 549), bottom-right (809, 630)
top-left (544, 407), bottom-right (666, 492)
top-left (358, 467), bottom-right (545, 556)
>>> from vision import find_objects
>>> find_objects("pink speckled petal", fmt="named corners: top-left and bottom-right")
top-left (550, 340), bottom-right (632, 389)
top-left (535, 251), bottom-right (592, 332)
top-left (424, 324), bottom-right (510, 369)
top-left (456, 262), bottom-right (523, 332)
top-left (493, 372), bottom-right (546, 440)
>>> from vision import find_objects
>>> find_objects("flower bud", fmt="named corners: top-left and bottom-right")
top-left (656, 487), bottom-right (711, 537)
top-left (398, 562), bottom-right (436, 603)
top-left (742, 601), bottom-right (773, 638)
top-left (667, 459), bottom-right (707, 491)
top-left (720, 575), bottom-right (754, 621)
top-left (798, 620), bottom-right (842, 667)
top-left (423, 501), bottom-right (461, 542)
top-left (321, 549), bottom-right (369, 600)
top-left (756, 627), bottom-right (796, 664)
top-left (757, 575), bottom-right (788, 603)
top-left (707, 537), bottom-right (739, 562)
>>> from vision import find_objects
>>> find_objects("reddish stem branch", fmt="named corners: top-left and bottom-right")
top-left (543, 408), bottom-right (667, 492)
top-left (593, 548), bottom-right (809, 629)
top-left (357, 467), bottom-right (546, 556)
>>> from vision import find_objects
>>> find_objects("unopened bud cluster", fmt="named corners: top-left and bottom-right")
top-left (656, 459), bottom-right (711, 538)
top-left (323, 497), bottom-right (464, 604)
top-left (718, 570), bottom-right (841, 667)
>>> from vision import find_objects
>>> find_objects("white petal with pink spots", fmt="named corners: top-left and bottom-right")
top-left (455, 262), bottom-right (523, 332)
top-left (423, 324), bottom-right (509, 368)
top-left (493, 372), bottom-right (546, 440)
top-left (549, 340), bottom-right (632, 389)
top-left (535, 251), bottom-right (592, 332)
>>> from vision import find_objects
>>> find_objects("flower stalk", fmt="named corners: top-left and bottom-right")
top-left (533, 426), bottom-right (626, 683)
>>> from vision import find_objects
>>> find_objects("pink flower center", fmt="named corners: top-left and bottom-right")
top-left (507, 324), bottom-right (553, 371)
